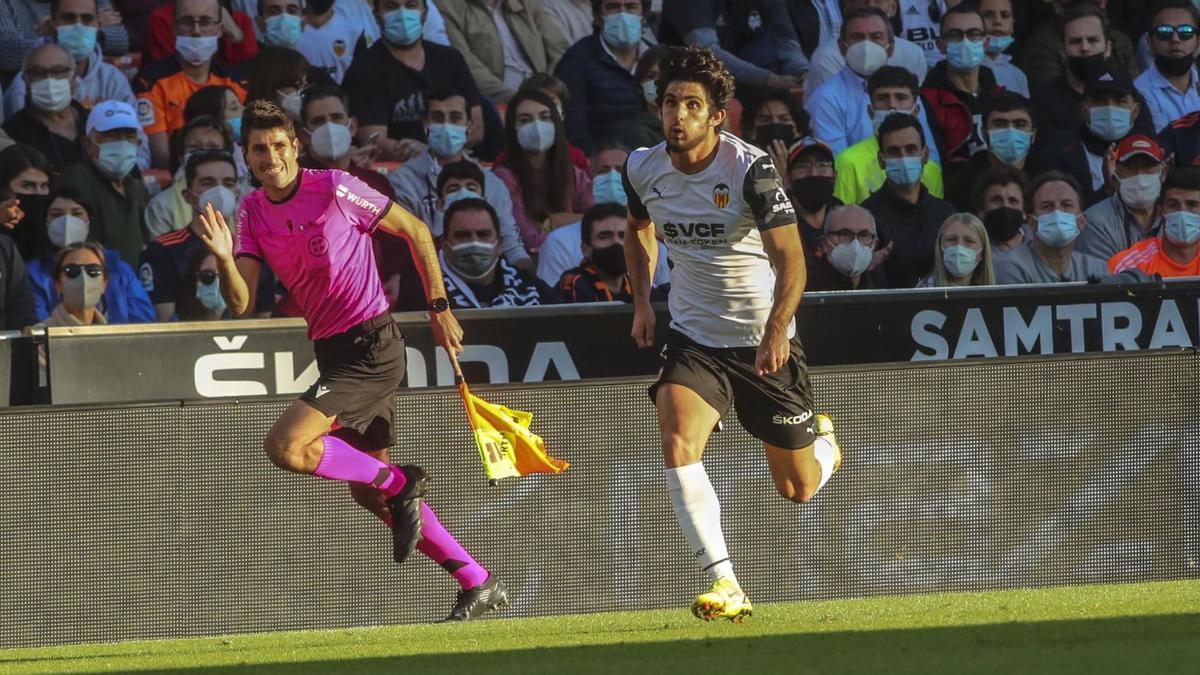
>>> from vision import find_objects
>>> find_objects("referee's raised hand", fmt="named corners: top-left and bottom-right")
top-left (197, 202), bottom-right (235, 262)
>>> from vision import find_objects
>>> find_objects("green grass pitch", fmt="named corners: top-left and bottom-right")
top-left (3, 580), bottom-right (1197, 674)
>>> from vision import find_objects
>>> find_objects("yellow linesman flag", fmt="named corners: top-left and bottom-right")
top-left (459, 382), bottom-right (570, 484)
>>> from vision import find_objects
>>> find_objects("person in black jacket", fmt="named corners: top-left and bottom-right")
top-left (0, 234), bottom-right (37, 330)
top-left (555, 0), bottom-right (649, 155)
top-left (861, 112), bottom-right (957, 287)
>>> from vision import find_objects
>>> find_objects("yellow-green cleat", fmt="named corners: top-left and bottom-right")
top-left (691, 577), bottom-right (753, 623)
top-left (813, 413), bottom-right (842, 472)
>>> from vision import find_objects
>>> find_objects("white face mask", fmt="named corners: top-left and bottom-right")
top-left (310, 121), bottom-right (353, 161)
top-left (279, 90), bottom-right (303, 121)
top-left (1117, 172), bottom-right (1162, 209)
top-left (516, 119), bottom-right (556, 154)
top-left (845, 40), bottom-right (888, 77)
top-left (48, 214), bottom-right (89, 248)
top-left (30, 77), bottom-right (72, 113)
top-left (828, 239), bottom-right (873, 276)
top-left (175, 35), bottom-right (219, 65)
top-left (197, 185), bottom-right (238, 223)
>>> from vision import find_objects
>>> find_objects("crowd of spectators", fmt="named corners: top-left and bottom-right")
top-left (2, 0), bottom-right (1200, 333)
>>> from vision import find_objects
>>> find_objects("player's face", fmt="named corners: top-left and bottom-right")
top-left (661, 81), bottom-right (722, 153)
top-left (245, 127), bottom-right (300, 191)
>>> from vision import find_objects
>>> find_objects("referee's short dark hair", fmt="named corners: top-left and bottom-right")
top-left (436, 160), bottom-right (487, 197)
top-left (655, 45), bottom-right (735, 115)
top-left (581, 202), bottom-right (628, 245)
top-left (867, 66), bottom-right (919, 98)
top-left (1164, 166), bottom-right (1200, 194)
top-left (876, 112), bottom-right (925, 148)
top-left (444, 198), bottom-right (500, 237)
top-left (240, 99), bottom-right (294, 147)
top-left (1029, 170), bottom-right (1083, 208)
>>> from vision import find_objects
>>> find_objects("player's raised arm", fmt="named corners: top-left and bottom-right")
top-left (377, 202), bottom-right (464, 355)
top-left (197, 203), bottom-right (258, 317)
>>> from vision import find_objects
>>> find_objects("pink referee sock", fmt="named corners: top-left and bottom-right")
top-left (312, 436), bottom-right (407, 497)
top-left (416, 503), bottom-right (490, 589)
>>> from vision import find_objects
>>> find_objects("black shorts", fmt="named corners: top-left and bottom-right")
top-left (650, 330), bottom-right (817, 449)
top-left (300, 313), bottom-right (406, 450)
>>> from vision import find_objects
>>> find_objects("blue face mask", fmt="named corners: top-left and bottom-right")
top-left (602, 12), bottom-right (642, 49)
top-left (946, 38), bottom-right (986, 71)
top-left (383, 8), bottom-right (423, 47)
top-left (265, 14), bottom-right (302, 48)
top-left (196, 276), bottom-right (226, 315)
top-left (427, 123), bottom-right (468, 159)
top-left (229, 116), bottom-right (242, 143)
top-left (444, 187), bottom-right (482, 207)
top-left (988, 127), bottom-right (1032, 165)
top-left (641, 79), bottom-right (657, 106)
top-left (942, 245), bottom-right (979, 279)
top-left (56, 23), bottom-right (98, 61)
top-left (97, 139), bottom-right (138, 179)
top-left (1087, 105), bottom-right (1133, 141)
top-left (592, 170), bottom-right (627, 206)
top-left (1035, 210), bottom-right (1080, 247)
top-left (884, 156), bottom-right (923, 187)
top-left (1164, 210), bottom-right (1200, 246)
top-left (986, 34), bottom-right (1014, 56)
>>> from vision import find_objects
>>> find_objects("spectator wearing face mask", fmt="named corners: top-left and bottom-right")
top-left (0, 227), bottom-right (36, 330)
top-left (1134, 0), bottom-right (1200, 133)
top-left (970, 163), bottom-right (1030, 262)
top-left (0, 144), bottom-right (53, 262)
top-left (0, 0), bottom-right (129, 78)
top-left (806, 203), bottom-right (882, 291)
top-left (979, 0), bottom-right (1028, 97)
top-left (1110, 166), bottom-right (1200, 277)
top-left (493, 89), bottom-right (594, 253)
top-left (503, 74), bottom-right (590, 172)
top-left (58, 101), bottom-right (148, 267)
top-left (785, 137), bottom-right (840, 261)
top-left (742, 90), bottom-right (811, 183)
top-left (25, 185), bottom-right (154, 323)
top-left (943, 91), bottom-right (1035, 211)
top-left (176, 250), bottom-right (232, 319)
top-left (1019, 0), bottom-right (1136, 92)
top-left (387, 88), bottom-right (530, 267)
top-left (145, 115), bottom-right (235, 238)
top-left (138, 150), bottom-right (240, 320)
top-left (834, 66), bottom-right (943, 205)
top-left (2, 44), bottom-right (92, 178)
top-left (242, 46), bottom-right (319, 124)
top-left (861, 113), bottom-right (955, 287)
top-left (919, 212), bottom-right (995, 287)
top-left (556, 202), bottom-right (664, 303)
top-left (803, 0), bottom-right (928, 99)
top-left (440, 198), bottom-right (548, 308)
top-left (146, 0), bottom-right (258, 67)
top-left (295, 0), bottom-right (369, 84)
top-left (1077, 135), bottom-right (1168, 262)
top-left (554, 0), bottom-right (650, 156)
top-left (32, 241), bottom-right (110, 327)
top-left (536, 142), bottom-right (669, 287)
top-left (623, 44), bottom-right (669, 150)
top-left (3, 0), bottom-right (139, 120)
top-left (995, 170), bottom-right (1108, 284)
top-left (136, 0), bottom-right (250, 169)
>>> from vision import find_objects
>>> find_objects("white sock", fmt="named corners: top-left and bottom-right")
top-left (665, 463), bottom-right (736, 583)
top-left (813, 436), bottom-right (837, 494)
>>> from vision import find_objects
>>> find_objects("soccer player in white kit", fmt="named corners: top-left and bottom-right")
top-left (623, 46), bottom-right (844, 622)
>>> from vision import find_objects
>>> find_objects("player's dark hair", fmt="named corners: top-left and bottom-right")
top-left (444, 198), bottom-right (500, 237)
top-left (436, 160), bottom-right (487, 197)
top-left (502, 88), bottom-right (573, 222)
top-left (426, 88), bottom-right (472, 120)
top-left (170, 115), bottom-right (233, 174)
top-left (1058, 1), bottom-right (1112, 43)
top-left (840, 6), bottom-right (893, 42)
top-left (634, 44), bottom-right (670, 105)
top-left (300, 84), bottom-right (350, 127)
top-left (184, 149), bottom-right (238, 189)
top-left (655, 45), bottom-right (735, 114)
top-left (1163, 166), bottom-right (1200, 193)
top-left (1029, 170), bottom-right (1083, 208)
top-left (983, 91), bottom-right (1037, 128)
top-left (940, 3), bottom-right (983, 30)
top-left (867, 65), bottom-right (919, 97)
top-left (240, 99), bottom-right (295, 146)
top-left (517, 73), bottom-right (571, 109)
top-left (876, 112), bottom-right (925, 148)
top-left (581, 202), bottom-right (628, 244)
top-left (970, 164), bottom-right (1030, 214)
top-left (1150, 0), bottom-right (1200, 28)
top-left (740, 91), bottom-right (811, 139)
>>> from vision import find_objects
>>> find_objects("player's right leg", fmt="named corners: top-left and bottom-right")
top-left (655, 376), bottom-right (751, 622)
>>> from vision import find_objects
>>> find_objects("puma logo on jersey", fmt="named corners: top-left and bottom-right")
top-left (662, 222), bottom-right (727, 239)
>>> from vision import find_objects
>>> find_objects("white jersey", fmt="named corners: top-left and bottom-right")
top-left (296, 13), bottom-right (364, 84)
top-left (899, 0), bottom-right (947, 67)
top-left (623, 132), bottom-right (797, 349)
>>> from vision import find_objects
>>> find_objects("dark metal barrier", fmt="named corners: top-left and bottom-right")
top-left (33, 280), bottom-right (1200, 406)
top-left (1, 350), bottom-right (1196, 647)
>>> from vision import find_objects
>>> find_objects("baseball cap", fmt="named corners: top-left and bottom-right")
top-left (787, 137), bottom-right (835, 168)
top-left (86, 100), bottom-right (140, 135)
top-left (1084, 67), bottom-right (1134, 97)
top-left (1115, 135), bottom-right (1164, 163)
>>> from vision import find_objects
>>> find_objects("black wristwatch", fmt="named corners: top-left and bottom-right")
top-left (429, 297), bottom-right (450, 313)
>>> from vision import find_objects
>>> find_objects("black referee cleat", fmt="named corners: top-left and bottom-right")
top-left (442, 575), bottom-right (509, 622)
top-left (386, 465), bottom-right (428, 564)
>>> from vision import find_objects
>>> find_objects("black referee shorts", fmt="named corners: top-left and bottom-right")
top-left (300, 313), bottom-right (406, 450)
top-left (650, 329), bottom-right (817, 449)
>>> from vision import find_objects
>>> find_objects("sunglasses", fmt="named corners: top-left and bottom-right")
top-left (196, 269), bottom-right (218, 285)
top-left (61, 263), bottom-right (104, 279)
top-left (1153, 24), bottom-right (1197, 40)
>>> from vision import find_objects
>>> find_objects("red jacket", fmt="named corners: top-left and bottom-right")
top-left (146, 3), bottom-right (259, 68)
top-left (919, 63), bottom-right (1005, 167)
